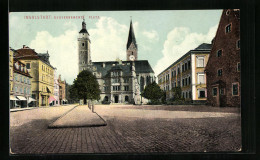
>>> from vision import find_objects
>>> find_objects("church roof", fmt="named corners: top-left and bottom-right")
top-left (92, 60), bottom-right (154, 77)
top-left (126, 20), bottom-right (137, 50)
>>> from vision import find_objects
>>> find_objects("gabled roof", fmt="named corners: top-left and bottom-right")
top-left (126, 20), bottom-right (137, 50)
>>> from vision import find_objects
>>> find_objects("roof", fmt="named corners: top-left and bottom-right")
top-left (92, 60), bottom-right (154, 77)
top-left (158, 43), bottom-right (212, 76)
top-left (79, 20), bottom-right (89, 35)
top-left (126, 20), bottom-right (137, 49)
top-left (15, 48), bottom-right (55, 69)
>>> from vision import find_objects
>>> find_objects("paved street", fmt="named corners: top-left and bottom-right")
top-left (10, 104), bottom-right (241, 154)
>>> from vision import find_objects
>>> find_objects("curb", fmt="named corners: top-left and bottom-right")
top-left (48, 105), bottom-right (79, 129)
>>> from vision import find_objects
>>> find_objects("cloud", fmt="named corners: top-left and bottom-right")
top-left (154, 25), bottom-right (218, 76)
top-left (29, 17), bottom-right (132, 84)
top-left (142, 30), bottom-right (159, 42)
top-left (89, 17), bottom-right (129, 61)
top-left (29, 28), bottom-right (78, 84)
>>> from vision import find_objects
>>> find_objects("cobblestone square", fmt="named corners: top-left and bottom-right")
top-left (10, 105), bottom-right (241, 154)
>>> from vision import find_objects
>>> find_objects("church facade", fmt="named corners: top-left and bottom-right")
top-left (78, 19), bottom-right (155, 104)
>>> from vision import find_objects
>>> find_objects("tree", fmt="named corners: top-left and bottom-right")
top-left (141, 81), bottom-right (163, 103)
top-left (70, 70), bottom-right (101, 104)
top-left (172, 86), bottom-right (183, 100)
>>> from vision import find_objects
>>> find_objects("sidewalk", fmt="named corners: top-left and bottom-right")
top-left (48, 105), bottom-right (107, 128)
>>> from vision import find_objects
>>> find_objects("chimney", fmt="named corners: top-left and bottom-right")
top-left (23, 45), bottom-right (26, 48)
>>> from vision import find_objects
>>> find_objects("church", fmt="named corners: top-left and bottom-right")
top-left (78, 19), bottom-right (155, 104)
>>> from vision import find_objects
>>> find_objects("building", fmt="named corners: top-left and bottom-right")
top-left (12, 59), bottom-right (33, 108)
top-left (9, 48), bottom-right (15, 107)
top-left (158, 43), bottom-right (212, 103)
top-left (58, 75), bottom-right (67, 105)
top-left (205, 9), bottom-right (240, 107)
top-left (15, 46), bottom-right (55, 107)
top-left (53, 69), bottom-right (60, 106)
top-left (78, 19), bottom-right (155, 104)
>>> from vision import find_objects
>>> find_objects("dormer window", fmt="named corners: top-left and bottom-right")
top-left (226, 9), bottom-right (230, 15)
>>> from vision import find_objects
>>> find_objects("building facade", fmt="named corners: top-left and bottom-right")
top-left (205, 9), bottom-right (240, 107)
top-left (78, 19), bottom-right (155, 104)
top-left (58, 75), bottom-right (67, 105)
top-left (53, 69), bottom-right (60, 106)
top-left (15, 46), bottom-right (55, 107)
top-left (13, 60), bottom-right (33, 108)
top-left (158, 43), bottom-right (211, 103)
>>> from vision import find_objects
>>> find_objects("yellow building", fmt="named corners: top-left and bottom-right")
top-left (15, 46), bottom-right (55, 107)
top-left (158, 43), bottom-right (211, 103)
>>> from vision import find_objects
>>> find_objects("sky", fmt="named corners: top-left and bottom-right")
top-left (9, 10), bottom-right (222, 84)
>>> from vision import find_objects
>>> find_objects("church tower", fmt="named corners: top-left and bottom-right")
top-left (78, 18), bottom-right (91, 73)
top-left (126, 19), bottom-right (138, 61)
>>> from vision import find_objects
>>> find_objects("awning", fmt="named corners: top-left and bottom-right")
top-left (28, 97), bottom-right (37, 103)
top-left (16, 96), bottom-right (27, 101)
top-left (10, 95), bottom-right (18, 100)
top-left (49, 96), bottom-right (56, 103)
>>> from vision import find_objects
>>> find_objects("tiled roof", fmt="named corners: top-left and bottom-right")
top-left (15, 48), bottom-right (39, 60)
top-left (93, 60), bottom-right (154, 77)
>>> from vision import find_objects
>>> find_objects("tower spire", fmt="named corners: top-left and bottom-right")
top-left (127, 18), bottom-right (137, 50)
top-left (79, 18), bottom-right (89, 35)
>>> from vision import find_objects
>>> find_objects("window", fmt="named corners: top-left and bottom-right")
top-left (198, 74), bottom-right (205, 84)
top-left (212, 87), bottom-right (218, 96)
top-left (24, 87), bottom-right (26, 94)
top-left (197, 56), bottom-right (205, 67)
top-left (225, 24), bottom-right (231, 33)
top-left (237, 40), bottom-right (240, 49)
top-left (189, 77), bottom-right (191, 85)
top-left (237, 63), bottom-right (241, 72)
top-left (104, 96), bottom-right (108, 102)
top-left (178, 80), bottom-right (180, 87)
top-left (226, 9), bottom-right (230, 15)
top-left (27, 78), bottom-right (30, 84)
top-left (232, 83), bottom-right (239, 96)
top-left (177, 67), bottom-right (180, 74)
top-left (82, 43), bottom-right (85, 46)
top-left (185, 78), bottom-right (188, 86)
top-left (124, 78), bottom-right (129, 83)
top-left (217, 50), bottom-right (222, 57)
top-left (113, 86), bottom-right (120, 91)
top-left (182, 79), bottom-right (184, 87)
top-left (82, 61), bottom-right (85, 64)
top-left (124, 86), bottom-right (129, 91)
top-left (24, 77), bottom-right (26, 83)
top-left (186, 92), bottom-right (188, 99)
top-left (188, 61), bottom-right (191, 69)
top-left (220, 88), bottom-right (225, 95)
top-left (20, 87), bottom-right (22, 93)
top-left (26, 63), bottom-right (30, 69)
top-left (198, 90), bottom-right (205, 98)
top-left (20, 76), bottom-right (22, 82)
top-left (15, 87), bottom-right (17, 93)
top-left (182, 65), bottom-right (184, 72)
top-left (185, 63), bottom-right (187, 71)
top-left (218, 69), bottom-right (223, 76)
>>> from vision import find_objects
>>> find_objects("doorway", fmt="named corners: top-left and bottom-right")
top-left (114, 95), bottom-right (119, 103)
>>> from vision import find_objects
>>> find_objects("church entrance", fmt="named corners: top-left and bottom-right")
top-left (114, 95), bottom-right (119, 103)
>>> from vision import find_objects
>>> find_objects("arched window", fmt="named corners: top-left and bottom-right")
top-left (125, 96), bottom-right (129, 102)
